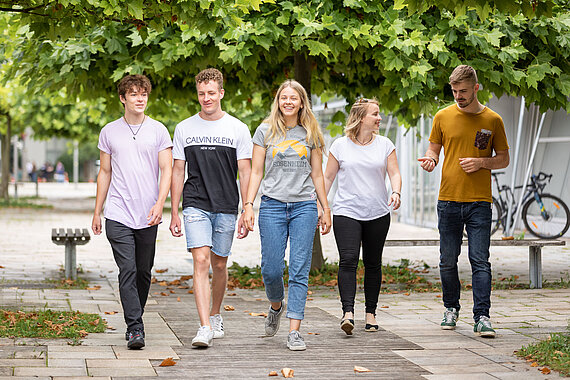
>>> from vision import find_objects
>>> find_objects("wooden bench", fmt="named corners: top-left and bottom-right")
top-left (51, 228), bottom-right (91, 280)
top-left (385, 239), bottom-right (566, 289)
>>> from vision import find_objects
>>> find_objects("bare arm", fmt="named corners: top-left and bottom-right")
top-left (323, 152), bottom-right (339, 196)
top-left (236, 158), bottom-right (252, 239)
top-left (243, 144), bottom-right (266, 232)
top-left (418, 142), bottom-right (443, 173)
top-left (310, 148), bottom-right (331, 235)
top-left (92, 151), bottom-right (112, 235)
top-left (147, 148), bottom-right (173, 226)
top-left (459, 149), bottom-right (510, 173)
top-left (169, 159), bottom-right (186, 237)
top-left (386, 150), bottom-right (402, 210)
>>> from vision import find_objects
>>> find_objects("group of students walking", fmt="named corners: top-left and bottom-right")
top-left (92, 64), bottom-right (509, 351)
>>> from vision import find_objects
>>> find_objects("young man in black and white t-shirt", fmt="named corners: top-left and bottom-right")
top-left (170, 68), bottom-right (252, 348)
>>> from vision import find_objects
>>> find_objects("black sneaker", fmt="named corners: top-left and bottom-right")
top-left (127, 329), bottom-right (145, 349)
top-left (125, 330), bottom-right (145, 341)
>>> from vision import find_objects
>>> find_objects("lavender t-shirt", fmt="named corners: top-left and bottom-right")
top-left (98, 116), bottom-right (173, 229)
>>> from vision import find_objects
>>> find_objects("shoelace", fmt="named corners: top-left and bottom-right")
top-left (443, 310), bottom-right (456, 322)
top-left (479, 317), bottom-right (492, 328)
top-left (212, 317), bottom-right (223, 331)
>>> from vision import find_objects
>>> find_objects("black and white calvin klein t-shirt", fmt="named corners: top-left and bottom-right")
top-left (172, 113), bottom-right (252, 214)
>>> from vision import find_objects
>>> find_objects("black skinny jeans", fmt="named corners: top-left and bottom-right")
top-left (333, 214), bottom-right (390, 315)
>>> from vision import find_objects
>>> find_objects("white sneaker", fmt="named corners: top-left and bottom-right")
top-left (191, 326), bottom-right (213, 348)
top-left (210, 314), bottom-right (224, 339)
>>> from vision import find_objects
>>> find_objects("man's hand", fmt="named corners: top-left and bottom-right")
top-left (418, 157), bottom-right (437, 172)
top-left (91, 214), bottom-right (102, 235)
top-left (320, 209), bottom-right (331, 235)
top-left (170, 214), bottom-right (183, 237)
top-left (147, 203), bottom-right (163, 226)
top-left (236, 213), bottom-right (249, 239)
top-left (459, 157), bottom-right (483, 173)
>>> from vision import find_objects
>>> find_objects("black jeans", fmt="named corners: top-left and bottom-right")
top-left (106, 219), bottom-right (158, 332)
top-left (333, 214), bottom-right (390, 315)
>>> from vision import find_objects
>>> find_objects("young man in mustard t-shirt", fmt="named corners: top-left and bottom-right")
top-left (419, 65), bottom-right (509, 338)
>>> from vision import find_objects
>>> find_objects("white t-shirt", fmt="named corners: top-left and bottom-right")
top-left (329, 135), bottom-right (395, 221)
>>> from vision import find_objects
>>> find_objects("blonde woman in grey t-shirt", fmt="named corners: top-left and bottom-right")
top-left (324, 98), bottom-right (402, 336)
top-left (243, 80), bottom-right (331, 351)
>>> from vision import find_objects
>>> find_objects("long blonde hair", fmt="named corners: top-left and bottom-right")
top-left (344, 98), bottom-right (379, 140)
top-left (264, 80), bottom-right (324, 149)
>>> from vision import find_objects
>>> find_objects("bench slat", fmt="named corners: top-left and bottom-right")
top-left (385, 239), bottom-right (565, 247)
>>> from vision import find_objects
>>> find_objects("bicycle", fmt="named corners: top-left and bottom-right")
top-left (490, 171), bottom-right (570, 239)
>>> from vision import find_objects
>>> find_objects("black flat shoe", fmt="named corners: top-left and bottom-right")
top-left (365, 323), bottom-right (379, 332)
top-left (340, 319), bottom-right (354, 335)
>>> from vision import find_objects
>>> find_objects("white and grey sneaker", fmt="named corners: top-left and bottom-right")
top-left (265, 303), bottom-right (284, 337)
top-left (287, 330), bottom-right (306, 351)
top-left (191, 326), bottom-right (214, 348)
top-left (210, 314), bottom-right (224, 339)
top-left (441, 307), bottom-right (459, 330)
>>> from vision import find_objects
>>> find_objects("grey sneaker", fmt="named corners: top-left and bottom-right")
top-left (473, 316), bottom-right (496, 338)
top-left (191, 326), bottom-right (213, 347)
top-left (441, 307), bottom-right (459, 330)
top-left (287, 330), bottom-right (306, 351)
top-left (265, 303), bottom-right (284, 337)
top-left (210, 314), bottom-right (224, 339)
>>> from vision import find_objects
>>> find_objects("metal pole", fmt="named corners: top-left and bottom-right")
top-left (73, 140), bottom-right (79, 186)
top-left (384, 115), bottom-right (393, 137)
top-left (12, 136), bottom-right (18, 200)
top-left (509, 112), bottom-right (546, 236)
top-left (505, 97), bottom-right (525, 236)
top-left (419, 114), bottom-right (425, 225)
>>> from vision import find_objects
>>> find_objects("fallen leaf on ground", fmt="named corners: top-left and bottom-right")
top-left (88, 318), bottom-right (100, 326)
top-left (436, 295), bottom-right (442, 298)
top-left (224, 305), bottom-right (235, 311)
top-left (227, 292), bottom-right (237, 296)
top-left (403, 292), bottom-right (410, 296)
top-left (540, 367), bottom-right (551, 374)
top-left (268, 371), bottom-right (278, 376)
top-left (281, 368), bottom-right (294, 378)
top-left (169, 290), bottom-right (176, 294)
top-left (153, 291), bottom-right (160, 295)
top-left (155, 268), bottom-right (168, 273)
top-left (188, 290), bottom-right (194, 294)
top-left (177, 285), bottom-right (189, 289)
top-left (250, 312), bottom-right (267, 317)
top-left (158, 281), bottom-right (168, 286)
top-left (104, 311), bottom-right (118, 315)
top-left (307, 290), bottom-right (313, 295)
top-left (177, 297), bottom-right (181, 302)
top-left (502, 236), bottom-right (514, 240)
top-left (307, 298), bottom-right (313, 301)
top-left (530, 362), bottom-right (539, 367)
top-left (380, 305), bottom-right (389, 308)
top-left (168, 279), bottom-right (181, 286)
top-left (106, 326), bottom-right (116, 330)
top-left (151, 277), bottom-right (157, 283)
top-left (324, 279), bottom-right (337, 286)
top-left (180, 275), bottom-right (192, 280)
top-left (159, 357), bottom-right (176, 367)
top-left (78, 330), bottom-right (88, 338)
top-left (0, 266), bottom-right (4, 268)
top-left (354, 366), bottom-right (371, 373)
top-left (307, 332), bottom-right (320, 335)
top-left (256, 298), bottom-right (263, 301)
top-left (554, 350), bottom-right (565, 356)
top-left (160, 292), bottom-right (168, 296)
top-left (86, 285), bottom-right (101, 290)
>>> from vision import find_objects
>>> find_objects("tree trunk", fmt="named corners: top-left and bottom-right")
top-left (1, 113), bottom-right (11, 201)
top-left (293, 51), bottom-right (325, 271)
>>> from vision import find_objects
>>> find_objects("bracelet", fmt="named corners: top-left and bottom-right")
top-left (392, 191), bottom-right (400, 197)
top-left (243, 201), bottom-right (253, 207)
top-left (430, 157), bottom-right (437, 166)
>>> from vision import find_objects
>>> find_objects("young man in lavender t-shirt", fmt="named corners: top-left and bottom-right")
top-left (92, 74), bottom-right (173, 350)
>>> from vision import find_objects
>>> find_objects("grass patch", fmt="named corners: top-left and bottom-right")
top-left (45, 277), bottom-right (90, 290)
top-left (516, 325), bottom-right (570, 376)
top-left (0, 196), bottom-right (52, 209)
top-left (0, 309), bottom-right (106, 341)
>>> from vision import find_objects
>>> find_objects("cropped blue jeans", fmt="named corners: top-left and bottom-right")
top-left (259, 196), bottom-right (318, 320)
top-left (437, 200), bottom-right (492, 322)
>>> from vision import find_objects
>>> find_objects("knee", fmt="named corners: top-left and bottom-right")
top-left (211, 260), bottom-right (227, 275)
top-left (261, 266), bottom-right (282, 284)
top-left (193, 255), bottom-right (210, 272)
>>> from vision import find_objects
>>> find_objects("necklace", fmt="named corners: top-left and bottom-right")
top-left (354, 134), bottom-right (374, 146)
top-left (123, 115), bottom-right (146, 140)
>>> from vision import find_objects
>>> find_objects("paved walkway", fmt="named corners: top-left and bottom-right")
top-left (0, 185), bottom-right (568, 379)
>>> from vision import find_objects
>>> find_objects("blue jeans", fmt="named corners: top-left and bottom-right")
top-left (437, 200), bottom-right (492, 322)
top-left (259, 196), bottom-right (318, 320)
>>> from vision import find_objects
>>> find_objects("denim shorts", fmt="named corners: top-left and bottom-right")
top-left (182, 207), bottom-right (237, 257)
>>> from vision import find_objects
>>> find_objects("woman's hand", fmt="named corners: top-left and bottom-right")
top-left (389, 192), bottom-right (401, 210)
top-left (320, 208), bottom-right (331, 235)
top-left (243, 205), bottom-right (256, 232)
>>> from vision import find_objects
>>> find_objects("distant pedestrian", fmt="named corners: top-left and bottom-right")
top-left (324, 98), bottom-right (402, 335)
top-left (92, 74), bottom-right (173, 349)
top-left (54, 161), bottom-right (65, 183)
top-left (418, 65), bottom-right (509, 337)
top-left (243, 79), bottom-right (331, 351)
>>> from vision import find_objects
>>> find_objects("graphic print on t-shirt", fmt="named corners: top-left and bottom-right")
top-left (272, 140), bottom-right (309, 173)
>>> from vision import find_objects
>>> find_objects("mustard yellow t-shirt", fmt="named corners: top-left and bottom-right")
top-left (429, 104), bottom-right (509, 203)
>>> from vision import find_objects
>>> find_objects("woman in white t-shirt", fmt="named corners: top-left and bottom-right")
top-left (324, 98), bottom-right (402, 335)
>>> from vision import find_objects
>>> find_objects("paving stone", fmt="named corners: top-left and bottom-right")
top-left (113, 346), bottom-right (180, 360)
top-left (86, 359), bottom-right (152, 368)
top-left (47, 351), bottom-right (116, 359)
top-left (422, 374), bottom-right (498, 380)
top-left (0, 359), bottom-right (45, 367)
top-left (53, 377), bottom-right (111, 380)
top-left (88, 367), bottom-right (157, 377)
top-left (15, 367), bottom-right (87, 376)
top-left (48, 358), bottom-right (86, 367)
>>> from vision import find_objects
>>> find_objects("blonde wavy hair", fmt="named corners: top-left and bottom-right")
top-left (344, 98), bottom-right (380, 140)
top-left (264, 80), bottom-right (324, 149)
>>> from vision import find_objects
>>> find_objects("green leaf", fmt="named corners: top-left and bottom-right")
top-left (382, 49), bottom-right (404, 71)
top-left (304, 40), bottom-right (330, 57)
top-left (127, 0), bottom-right (144, 20)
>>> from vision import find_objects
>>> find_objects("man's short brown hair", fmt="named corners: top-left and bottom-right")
top-left (117, 74), bottom-right (152, 98)
top-left (195, 68), bottom-right (223, 90)
top-left (449, 65), bottom-right (478, 85)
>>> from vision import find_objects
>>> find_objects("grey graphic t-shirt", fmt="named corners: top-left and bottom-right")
top-left (252, 123), bottom-right (316, 203)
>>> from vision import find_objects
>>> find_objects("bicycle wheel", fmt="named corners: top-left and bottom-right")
top-left (491, 196), bottom-right (502, 236)
top-left (522, 194), bottom-right (570, 239)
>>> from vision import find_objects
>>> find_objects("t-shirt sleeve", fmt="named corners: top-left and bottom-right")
top-left (172, 124), bottom-right (185, 160)
top-left (236, 123), bottom-right (253, 160)
top-left (492, 117), bottom-right (509, 152)
top-left (429, 113), bottom-right (443, 145)
top-left (97, 127), bottom-right (111, 155)
top-left (157, 123), bottom-right (173, 152)
top-left (329, 138), bottom-right (342, 161)
top-left (384, 138), bottom-right (396, 160)
top-left (252, 124), bottom-right (267, 147)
